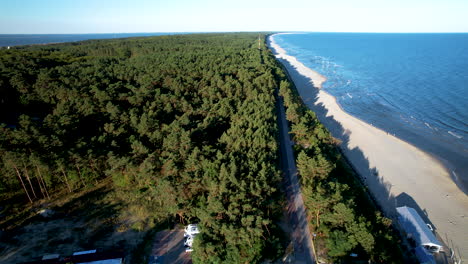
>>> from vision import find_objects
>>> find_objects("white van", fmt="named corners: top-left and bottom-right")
top-left (184, 224), bottom-right (200, 237)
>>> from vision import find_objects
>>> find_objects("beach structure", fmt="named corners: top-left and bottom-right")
top-left (396, 206), bottom-right (443, 253)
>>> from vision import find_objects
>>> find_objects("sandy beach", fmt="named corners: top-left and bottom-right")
top-left (269, 33), bottom-right (468, 261)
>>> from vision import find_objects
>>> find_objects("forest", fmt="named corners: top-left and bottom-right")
top-left (0, 33), bottom-right (403, 263)
top-left (0, 33), bottom-right (285, 263)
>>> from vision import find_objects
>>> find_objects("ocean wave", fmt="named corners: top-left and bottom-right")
top-left (448, 131), bottom-right (463, 139)
top-left (434, 116), bottom-right (468, 134)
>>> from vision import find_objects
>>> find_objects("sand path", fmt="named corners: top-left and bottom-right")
top-left (269, 33), bottom-right (468, 261)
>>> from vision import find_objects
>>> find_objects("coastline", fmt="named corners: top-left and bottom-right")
top-left (269, 33), bottom-right (468, 261)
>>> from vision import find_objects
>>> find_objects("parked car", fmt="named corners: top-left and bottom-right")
top-left (183, 224), bottom-right (199, 253)
top-left (184, 236), bottom-right (193, 247)
top-left (184, 224), bottom-right (199, 237)
top-left (185, 246), bottom-right (193, 252)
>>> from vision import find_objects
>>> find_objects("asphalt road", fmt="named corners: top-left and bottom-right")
top-left (277, 93), bottom-right (316, 264)
top-left (151, 229), bottom-right (192, 264)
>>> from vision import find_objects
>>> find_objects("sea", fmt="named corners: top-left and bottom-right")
top-left (273, 33), bottom-right (468, 192)
top-left (0, 33), bottom-right (177, 47)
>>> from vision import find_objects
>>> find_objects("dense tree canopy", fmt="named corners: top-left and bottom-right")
top-left (0, 33), bottom-right (284, 263)
top-left (0, 33), bottom-right (403, 263)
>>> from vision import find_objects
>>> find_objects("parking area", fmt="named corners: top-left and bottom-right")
top-left (149, 229), bottom-right (192, 264)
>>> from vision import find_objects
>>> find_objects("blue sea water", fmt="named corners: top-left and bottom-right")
top-left (274, 33), bottom-right (468, 191)
top-left (0, 33), bottom-right (177, 47)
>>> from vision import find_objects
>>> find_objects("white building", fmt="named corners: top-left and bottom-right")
top-left (396, 206), bottom-right (443, 253)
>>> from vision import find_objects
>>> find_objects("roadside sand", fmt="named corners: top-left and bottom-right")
top-left (269, 33), bottom-right (468, 261)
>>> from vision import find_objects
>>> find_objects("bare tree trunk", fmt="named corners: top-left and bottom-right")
top-left (22, 161), bottom-right (37, 199)
top-left (35, 172), bottom-right (46, 199)
top-left (13, 164), bottom-right (33, 203)
top-left (36, 165), bottom-right (50, 200)
top-left (75, 163), bottom-right (86, 187)
top-left (263, 223), bottom-right (271, 236)
top-left (60, 167), bottom-right (72, 193)
top-left (316, 209), bottom-right (320, 228)
top-left (89, 160), bottom-right (99, 185)
top-left (178, 212), bottom-right (185, 225)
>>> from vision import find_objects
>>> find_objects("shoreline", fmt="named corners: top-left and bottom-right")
top-left (269, 33), bottom-right (468, 261)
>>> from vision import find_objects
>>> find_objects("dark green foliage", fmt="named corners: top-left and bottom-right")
top-left (0, 33), bottom-right (284, 263)
top-left (326, 230), bottom-right (355, 257)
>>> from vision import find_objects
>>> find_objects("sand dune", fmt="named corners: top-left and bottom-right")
top-left (269, 33), bottom-right (468, 261)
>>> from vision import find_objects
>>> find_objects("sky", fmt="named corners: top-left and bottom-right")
top-left (0, 0), bottom-right (467, 34)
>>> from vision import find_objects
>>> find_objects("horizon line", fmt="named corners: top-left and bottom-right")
top-left (1, 30), bottom-right (468, 35)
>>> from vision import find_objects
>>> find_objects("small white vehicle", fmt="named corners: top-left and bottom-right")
top-left (184, 224), bottom-right (200, 237)
top-left (184, 235), bottom-right (195, 253)
top-left (184, 235), bottom-right (194, 247)
top-left (185, 246), bottom-right (193, 252)
top-left (183, 224), bottom-right (199, 253)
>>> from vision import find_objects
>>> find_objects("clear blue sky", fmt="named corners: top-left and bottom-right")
top-left (1, 0), bottom-right (467, 33)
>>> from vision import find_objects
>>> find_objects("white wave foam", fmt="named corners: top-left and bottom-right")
top-left (448, 131), bottom-right (463, 139)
